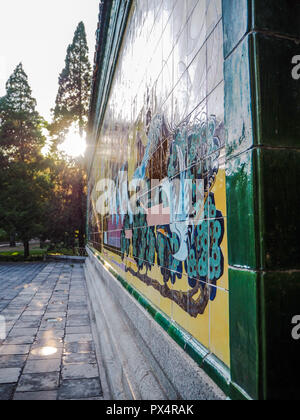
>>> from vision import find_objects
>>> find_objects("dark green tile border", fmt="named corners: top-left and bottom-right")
top-left (223, 0), bottom-right (300, 58)
top-left (87, 245), bottom-right (252, 400)
top-left (260, 271), bottom-right (300, 400)
top-left (228, 268), bottom-right (261, 400)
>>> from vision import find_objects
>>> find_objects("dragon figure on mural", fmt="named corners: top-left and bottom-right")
top-left (117, 112), bottom-right (225, 318)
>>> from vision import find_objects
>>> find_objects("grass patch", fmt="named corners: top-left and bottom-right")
top-left (0, 246), bottom-right (85, 262)
top-left (0, 248), bottom-right (46, 262)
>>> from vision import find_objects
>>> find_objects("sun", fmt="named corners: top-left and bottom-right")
top-left (58, 125), bottom-right (86, 158)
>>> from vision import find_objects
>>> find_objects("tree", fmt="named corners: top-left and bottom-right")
top-left (42, 155), bottom-right (87, 250)
top-left (51, 21), bottom-right (91, 142)
top-left (0, 63), bottom-right (50, 258)
top-left (49, 22), bottom-right (91, 248)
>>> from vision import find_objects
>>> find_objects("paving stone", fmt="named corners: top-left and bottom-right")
top-left (0, 262), bottom-right (103, 400)
top-left (44, 312), bottom-right (66, 318)
top-left (64, 334), bottom-right (93, 344)
top-left (67, 314), bottom-right (90, 320)
top-left (66, 319), bottom-right (90, 327)
top-left (17, 372), bottom-right (60, 392)
top-left (62, 353), bottom-right (97, 365)
top-left (0, 345), bottom-right (30, 355)
top-left (24, 359), bottom-right (61, 374)
top-left (28, 346), bottom-right (63, 361)
top-left (0, 368), bottom-right (21, 384)
top-left (22, 312), bottom-right (44, 317)
top-left (4, 335), bottom-right (36, 345)
top-left (65, 326), bottom-right (91, 335)
top-left (27, 305), bottom-right (47, 311)
top-left (2, 314), bottom-right (20, 321)
top-left (58, 378), bottom-right (102, 400)
top-left (7, 306), bottom-right (26, 311)
top-left (9, 328), bottom-right (38, 337)
top-left (14, 321), bottom-right (41, 328)
top-left (14, 390), bottom-right (58, 400)
top-left (67, 305), bottom-right (88, 311)
top-left (33, 338), bottom-right (64, 349)
top-left (0, 355), bottom-right (27, 369)
top-left (19, 316), bottom-right (42, 323)
top-left (62, 364), bottom-right (99, 380)
top-left (0, 384), bottom-right (15, 400)
top-left (39, 321), bottom-right (66, 331)
top-left (48, 306), bottom-right (68, 312)
top-left (2, 311), bottom-right (22, 317)
top-left (36, 329), bottom-right (65, 340)
top-left (64, 342), bottom-right (95, 354)
top-left (67, 310), bottom-right (87, 316)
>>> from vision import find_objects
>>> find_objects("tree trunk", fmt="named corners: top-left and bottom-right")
top-left (10, 232), bottom-right (16, 248)
top-left (24, 241), bottom-right (30, 259)
top-left (79, 230), bottom-right (85, 248)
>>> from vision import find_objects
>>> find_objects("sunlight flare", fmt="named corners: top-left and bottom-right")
top-left (58, 126), bottom-right (86, 158)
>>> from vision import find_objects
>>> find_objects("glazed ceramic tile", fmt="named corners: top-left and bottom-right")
top-left (88, 0), bottom-right (229, 367)
top-left (209, 287), bottom-right (230, 367)
top-left (206, 19), bottom-right (224, 94)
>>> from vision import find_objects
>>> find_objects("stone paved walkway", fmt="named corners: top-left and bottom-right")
top-left (0, 262), bottom-right (103, 400)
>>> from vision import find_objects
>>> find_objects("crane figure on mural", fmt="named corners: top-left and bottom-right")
top-left (119, 112), bottom-right (225, 317)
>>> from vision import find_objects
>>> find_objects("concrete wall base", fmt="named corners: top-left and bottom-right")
top-left (84, 249), bottom-right (226, 400)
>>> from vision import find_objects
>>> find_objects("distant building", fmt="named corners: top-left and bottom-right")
top-left (86, 0), bottom-right (300, 400)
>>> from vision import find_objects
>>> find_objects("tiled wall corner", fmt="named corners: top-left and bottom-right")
top-left (224, 0), bottom-right (300, 400)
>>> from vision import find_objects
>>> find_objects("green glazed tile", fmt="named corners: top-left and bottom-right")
top-left (223, 0), bottom-right (300, 59)
top-left (227, 146), bottom-right (300, 271)
top-left (224, 36), bottom-right (254, 159)
top-left (202, 354), bottom-right (231, 396)
top-left (127, 284), bottom-right (134, 295)
top-left (167, 324), bottom-right (189, 350)
top-left (131, 289), bottom-right (140, 301)
top-left (229, 268), bottom-right (260, 400)
top-left (229, 382), bottom-right (252, 401)
top-left (222, 0), bottom-right (250, 57)
top-left (226, 149), bottom-right (259, 269)
top-left (260, 271), bottom-right (300, 400)
top-left (147, 304), bottom-right (157, 319)
top-left (253, 0), bottom-right (300, 39)
top-left (253, 33), bottom-right (300, 149)
top-left (138, 295), bottom-right (148, 310)
top-left (184, 339), bottom-right (208, 366)
top-left (257, 148), bottom-right (300, 270)
top-left (154, 312), bottom-right (171, 332)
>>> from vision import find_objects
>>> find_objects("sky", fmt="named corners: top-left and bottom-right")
top-left (0, 0), bottom-right (100, 122)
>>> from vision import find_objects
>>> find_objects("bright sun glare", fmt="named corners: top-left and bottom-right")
top-left (58, 126), bottom-right (86, 158)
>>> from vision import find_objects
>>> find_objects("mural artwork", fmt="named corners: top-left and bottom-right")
top-left (116, 114), bottom-right (225, 318)
top-left (88, 0), bottom-right (230, 367)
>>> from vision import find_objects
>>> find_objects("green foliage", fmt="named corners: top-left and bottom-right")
top-left (0, 63), bottom-right (46, 161)
top-left (45, 22), bottom-right (91, 248)
top-left (51, 21), bottom-right (91, 142)
top-left (0, 63), bottom-right (51, 257)
top-left (0, 23), bottom-right (91, 256)
top-left (0, 229), bottom-right (8, 242)
top-left (0, 248), bottom-right (46, 262)
top-left (42, 156), bottom-right (87, 249)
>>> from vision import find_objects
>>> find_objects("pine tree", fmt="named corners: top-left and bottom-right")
top-left (0, 63), bottom-right (50, 258)
top-left (49, 22), bottom-right (91, 249)
top-left (0, 63), bottom-right (45, 161)
top-left (52, 21), bottom-right (92, 141)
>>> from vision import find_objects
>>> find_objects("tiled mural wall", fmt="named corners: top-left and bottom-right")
top-left (88, 0), bottom-right (229, 367)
